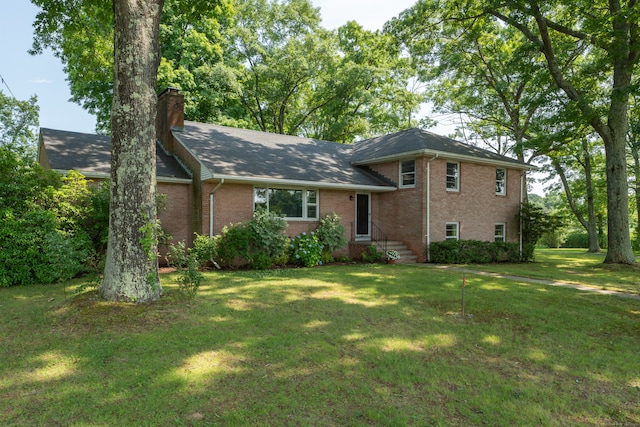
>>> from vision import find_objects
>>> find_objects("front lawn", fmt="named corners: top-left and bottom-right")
top-left (466, 248), bottom-right (640, 295)
top-left (1, 263), bottom-right (638, 425)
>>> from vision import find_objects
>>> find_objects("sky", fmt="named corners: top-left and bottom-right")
top-left (1, 1), bottom-right (418, 135)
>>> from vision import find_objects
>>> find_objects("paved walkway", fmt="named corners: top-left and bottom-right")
top-left (421, 264), bottom-right (640, 301)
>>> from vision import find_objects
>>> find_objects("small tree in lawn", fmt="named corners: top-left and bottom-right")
top-left (519, 202), bottom-right (564, 262)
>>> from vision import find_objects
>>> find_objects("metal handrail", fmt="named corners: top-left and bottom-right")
top-left (370, 222), bottom-right (388, 255)
top-left (351, 221), bottom-right (388, 254)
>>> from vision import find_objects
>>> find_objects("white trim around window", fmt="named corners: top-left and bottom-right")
top-left (495, 223), bottom-right (506, 242)
top-left (445, 222), bottom-right (459, 240)
top-left (496, 168), bottom-right (506, 195)
top-left (446, 162), bottom-right (459, 192)
top-left (254, 187), bottom-right (319, 220)
top-left (399, 159), bottom-right (416, 188)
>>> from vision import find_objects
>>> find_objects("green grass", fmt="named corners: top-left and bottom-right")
top-left (464, 248), bottom-right (640, 295)
top-left (1, 261), bottom-right (639, 426)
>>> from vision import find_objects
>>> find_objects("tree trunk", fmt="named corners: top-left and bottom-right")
top-left (633, 143), bottom-right (640, 247)
top-left (581, 139), bottom-right (601, 253)
top-left (603, 81), bottom-right (635, 263)
top-left (99, 0), bottom-right (165, 303)
top-left (552, 159), bottom-right (600, 252)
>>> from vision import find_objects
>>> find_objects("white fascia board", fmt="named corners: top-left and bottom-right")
top-left (353, 149), bottom-right (537, 171)
top-left (204, 174), bottom-right (397, 192)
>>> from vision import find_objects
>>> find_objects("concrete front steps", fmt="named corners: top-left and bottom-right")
top-left (385, 240), bottom-right (418, 264)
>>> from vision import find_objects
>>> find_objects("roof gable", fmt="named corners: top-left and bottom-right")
top-left (39, 128), bottom-right (191, 181)
top-left (351, 128), bottom-right (530, 169)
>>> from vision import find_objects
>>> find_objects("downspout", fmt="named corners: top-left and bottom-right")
top-left (209, 179), bottom-right (224, 239)
top-left (519, 173), bottom-right (524, 257)
top-left (426, 154), bottom-right (439, 262)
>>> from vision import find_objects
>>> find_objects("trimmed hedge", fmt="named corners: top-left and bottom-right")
top-left (429, 240), bottom-right (520, 264)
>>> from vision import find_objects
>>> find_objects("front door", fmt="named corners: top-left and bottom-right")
top-left (355, 193), bottom-right (370, 240)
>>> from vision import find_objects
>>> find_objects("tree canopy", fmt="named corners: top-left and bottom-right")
top-left (30, 0), bottom-right (422, 141)
top-left (0, 91), bottom-right (39, 154)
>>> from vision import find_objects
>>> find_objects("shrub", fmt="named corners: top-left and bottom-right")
top-left (290, 232), bottom-right (323, 267)
top-left (191, 234), bottom-right (217, 267)
top-left (214, 210), bottom-right (289, 269)
top-left (316, 212), bottom-right (347, 255)
top-left (0, 209), bottom-right (88, 286)
top-left (519, 202), bottom-right (564, 262)
top-left (562, 232), bottom-right (589, 248)
top-left (167, 240), bottom-right (189, 269)
top-left (361, 245), bottom-right (382, 263)
top-left (429, 240), bottom-right (520, 264)
top-left (177, 254), bottom-right (203, 298)
top-left (214, 224), bottom-right (252, 268)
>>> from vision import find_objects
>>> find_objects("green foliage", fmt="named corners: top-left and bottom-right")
top-left (166, 240), bottom-right (204, 297)
top-left (561, 232), bottom-right (589, 248)
top-left (30, 0), bottom-right (420, 140)
top-left (190, 234), bottom-right (217, 268)
top-left (215, 210), bottom-right (289, 269)
top-left (289, 232), bottom-right (323, 267)
top-left (0, 149), bottom-right (100, 286)
top-left (247, 209), bottom-right (289, 261)
top-left (0, 91), bottom-right (40, 153)
top-left (0, 146), bottom-right (60, 215)
top-left (429, 240), bottom-right (520, 264)
top-left (176, 254), bottom-right (204, 298)
top-left (316, 212), bottom-right (347, 255)
top-left (43, 230), bottom-right (90, 283)
top-left (519, 202), bottom-right (564, 262)
top-left (215, 223), bottom-right (252, 268)
top-left (0, 209), bottom-right (87, 286)
top-left (360, 245), bottom-right (382, 263)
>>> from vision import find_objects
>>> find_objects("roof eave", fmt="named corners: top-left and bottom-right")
top-left (353, 149), bottom-right (536, 171)
top-left (203, 174), bottom-right (396, 192)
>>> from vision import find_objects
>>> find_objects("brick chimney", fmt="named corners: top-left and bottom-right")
top-left (156, 88), bottom-right (184, 153)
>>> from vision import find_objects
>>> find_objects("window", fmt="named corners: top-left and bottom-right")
top-left (400, 159), bottom-right (416, 188)
top-left (446, 162), bottom-right (459, 191)
top-left (496, 168), bottom-right (506, 195)
top-left (254, 187), bottom-right (318, 219)
top-left (445, 222), bottom-right (459, 240)
top-left (495, 223), bottom-right (506, 242)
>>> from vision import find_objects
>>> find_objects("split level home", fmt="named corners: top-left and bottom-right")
top-left (38, 88), bottom-right (533, 263)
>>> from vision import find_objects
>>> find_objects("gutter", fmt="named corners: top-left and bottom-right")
top-left (519, 172), bottom-right (524, 257)
top-left (426, 154), bottom-right (438, 262)
top-left (202, 174), bottom-right (397, 193)
top-left (353, 149), bottom-right (536, 171)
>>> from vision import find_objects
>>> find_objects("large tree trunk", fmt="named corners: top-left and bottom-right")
top-left (99, 0), bottom-right (165, 303)
top-left (603, 98), bottom-right (635, 263)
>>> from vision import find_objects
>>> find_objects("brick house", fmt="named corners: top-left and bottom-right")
top-left (38, 88), bottom-right (532, 263)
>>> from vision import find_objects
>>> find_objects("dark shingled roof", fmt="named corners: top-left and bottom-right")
top-left (351, 128), bottom-right (529, 168)
top-left (173, 121), bottom-right (393, 188)
top-left (39, 128), bottom-right (191, 180)
top-left (40, 124), bottom-right (531, 188)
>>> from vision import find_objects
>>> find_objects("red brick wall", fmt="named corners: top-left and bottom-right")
top-left (368, 158), bottom-right (427, 260)
top-left (367, 157), bottom-right (523, 261)
top-left (169, 159), bottom-right (522, 263)
top-left (428, 158), bottom-right (522, 243)
top-left (202, 183), bottom-right (355, 254)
